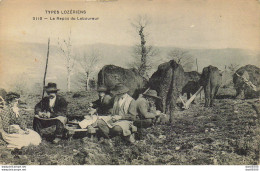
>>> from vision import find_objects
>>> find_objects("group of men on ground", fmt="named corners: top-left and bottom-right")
top-left (33, 82), bottom-right (167, 144)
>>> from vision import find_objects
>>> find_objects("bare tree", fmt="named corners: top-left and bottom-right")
top-left (77, 50), bottom-right (101, 90)
top-left (227, 63), bottom-right (240, 73)
top-left (129, 15), bottom-right (158, 79)
top-left (58, 30), bottom-right (75, 92)
top-left (167, 48), bottom-right (195, 71)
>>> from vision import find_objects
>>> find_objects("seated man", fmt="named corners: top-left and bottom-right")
top-left (0, 92), bottom-right (41, 149)
top-left (78, 86), bottom-right (113, 129)
top-left (95, 84), bottom-right (137, 143)
top-left (33, 83), bottom-right (68, 144)
top-left (90, 85), bottom-right (113, 115)
top-left (134, 90), bottom-right (162, 128)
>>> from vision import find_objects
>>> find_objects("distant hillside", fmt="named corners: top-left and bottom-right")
top-left (0, 40), bottom-right (259, 92)
top-left (157, 46), bottom-right (260, 71)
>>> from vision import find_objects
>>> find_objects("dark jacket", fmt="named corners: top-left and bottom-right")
top-left (92, 94), bottom-right (113, 115)
top-left (34, 95), bottom-right (68, 118)
top-left (136, 97), bottom-right (157, 120)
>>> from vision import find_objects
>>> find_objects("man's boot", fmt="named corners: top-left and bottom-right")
top-left (125, 134), bottom-right (135, 144)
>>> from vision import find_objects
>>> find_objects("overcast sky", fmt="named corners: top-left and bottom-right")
top-left (0, 0), bottom-right (259, 49)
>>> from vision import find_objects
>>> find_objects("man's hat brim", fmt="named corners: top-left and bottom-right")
top-left (111, 87), bottom-right (129, 95)
top-left (97, 88), bottom-right (107, 92)
top-left (45, 87), bottom-right (60, 93)
top-left (143, 93), bottom-right (161, 100)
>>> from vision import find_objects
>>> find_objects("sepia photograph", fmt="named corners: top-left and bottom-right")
top-left (0, 0), bottom-right (259, 168)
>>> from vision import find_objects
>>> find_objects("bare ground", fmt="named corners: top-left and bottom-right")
top-left (0, 87), bottom-right (259, 165)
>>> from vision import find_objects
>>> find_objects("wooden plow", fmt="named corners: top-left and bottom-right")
top-left (235, 73), bottom-right (257, 91)
top-left (179, 86), bottom-right (203, 110)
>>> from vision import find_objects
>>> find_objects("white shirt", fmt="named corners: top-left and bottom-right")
top-left (49, 95), bottom-right (56, 108)
top-left (118, 94), bottom-right (128, 107)
top-left (100, 96), bottom-right (104, 103)
top-left (12, 101), bottom-right (20, 117)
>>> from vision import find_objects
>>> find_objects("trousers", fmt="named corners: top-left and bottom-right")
top-left (33, 116), bottom-right (66, 138)
top-left (133, 119), bottom-right (153, 128)
top-left (96, 119), bottom-right (124, 138)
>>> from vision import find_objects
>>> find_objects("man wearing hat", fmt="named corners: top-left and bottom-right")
top-left (95, 83), bottom-right (137, 143)
top-left (33, 83), bottom-right (68, 144)
top-left (134, 89), bottom-right (164, 128)
top-left (90, 85), bottom-right (113, 115)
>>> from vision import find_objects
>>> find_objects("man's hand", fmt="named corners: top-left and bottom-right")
top-left (38, 112), bottom-right (44, 118)
top-left (45, 112), bottom-right (51, 118)
top-left (89, 108), bottom-right (96, 115)
top-left (38, 112), bottom-right (51, 118)
top-left (153, 110), bottom-right (161, 119)
top-left (89, 103), bottom-right (93, 107)
top-left (111, 115), bottom-right (122, 122)
top-left (155, 110), bottom-right (161, 116)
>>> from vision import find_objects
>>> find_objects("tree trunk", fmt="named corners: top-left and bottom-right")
top-left (67, 71), bottom-right (71, 92)
top-left (139, 26), bottom-right (147, 77)
top-left (86, 72), bottom-right (90, 91)
top-left (86, 79), bottom-right (90, 91)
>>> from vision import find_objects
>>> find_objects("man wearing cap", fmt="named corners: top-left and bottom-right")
top-left (33, 83), bottom-right (68, 144)
top-left (90, 85), bottom-right (113, 115)
top-left (134, 89), bottom-right (168, 128)
top-left (95, 83), bottom-right (137, 143)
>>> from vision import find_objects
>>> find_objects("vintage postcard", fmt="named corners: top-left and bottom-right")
top-left (0, 0), bottom-right (259, 168)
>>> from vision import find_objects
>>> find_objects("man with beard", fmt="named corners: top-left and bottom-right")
top-left (33, 83), bottom-right (68, 144)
